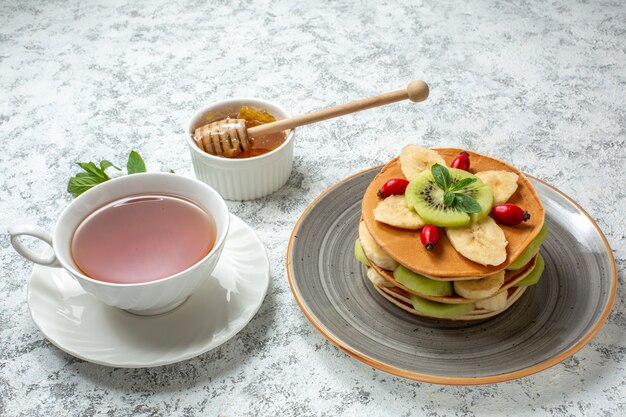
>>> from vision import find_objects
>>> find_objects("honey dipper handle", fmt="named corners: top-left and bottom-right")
top-left (247, 80), bottom-right (429, 137)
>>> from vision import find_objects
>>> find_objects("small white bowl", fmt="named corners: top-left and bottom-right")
top-left (186, 98), bottom-right (295, 200)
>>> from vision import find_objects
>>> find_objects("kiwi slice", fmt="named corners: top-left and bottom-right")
top-left (394, 265), bottom-right (453, 296)
top-left (354, 239), bottom-right (371, 267)
top-left (515, 254), bottom-right (545, 287)
top-left (410, 295), bottom-right (475, 319)
top-left (405, 168), bottom-right (493, 227)
top-left (507, 224), bottom-right (548, 271)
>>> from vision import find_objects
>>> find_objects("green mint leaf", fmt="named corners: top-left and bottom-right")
top-left (453, 193), bottom-right (481, 213)
top-left (443, 191), bottom-right (456, 207)
top-left (73, 172), bottom-right (93, 178)
top-left (100, 160), bottom-right (120, 172)
top-left (169, 169), bottom-right (175, 174)
top-left (431, 164), bottom-right (451, 190)
top-left (77, 162), bottom-right (109, 180)
top-left (127, 151), bottom-right (146, 174)
top-left (449, 177), bottom-right (477, 192)
top-left (67, 174), bottom-right (108, 197)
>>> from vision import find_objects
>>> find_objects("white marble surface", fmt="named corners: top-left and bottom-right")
top-left (1, 0), bottom-right (625, 416)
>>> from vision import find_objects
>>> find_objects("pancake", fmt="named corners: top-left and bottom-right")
top-left (372, 281), bottom-right (527, 321)
top-left (362, 148), bottom-right (545, 278)
top-left (367, 254), bottom-right (538, 304)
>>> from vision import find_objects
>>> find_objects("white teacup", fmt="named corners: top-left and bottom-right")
top-left (9, 173), bottom-right (229, 315)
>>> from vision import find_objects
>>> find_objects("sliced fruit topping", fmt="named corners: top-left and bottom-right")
top-left (420, 224), bottom-right (440, 251)
top-left (405, 165), bottom-right (493, 227)
top-left (366, 267), bottom-right (395, 288)
top-left (377, 178), bottom-right (409, 198)
top-left (453, 270), bottom-right (504, 299)
top-left (507, 224), bottom-right (547, 271)
top-left (515, 254), bottom-right (545, 287)
top-left (475, 291), bottom-right (508, 311)
top-left (410, 295), bottom-right (475, 319)
top-left (475, 171), bottom-right (519, 205)
top-left (399, 145), bottom-right (446, 181)
top-left (358, 221), bottom-right (399, 271)
top-left (374, 195), bottom-right (425, 230)
top-left (354, 239), bottom-right (371, 267)
top-left (394, 265), bottom-right (453, 296)
top-left (450, 151), bottom-right (470, 171)
top-left (507, 248), bottom-right (538, 271)
top-left (491, 203), bottom-right (531, 226)
top-left (446, 216), bottom-right (508, 266)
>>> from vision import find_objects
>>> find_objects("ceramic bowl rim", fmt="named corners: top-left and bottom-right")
top-left (186, 97), bottom-right (295, 164)
top-left (53, 172), bottom-right (230, 288)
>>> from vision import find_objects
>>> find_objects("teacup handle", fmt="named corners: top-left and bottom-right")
top-left (8, 224), bottom-right (61, 267)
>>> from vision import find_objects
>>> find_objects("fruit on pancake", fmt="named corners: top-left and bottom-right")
top-left (508, 248), bottom-right (538, 271)
top-left (405, 165), bottom-right (493, 227)
top-left (491, 203), bottom-right (531, 226)
top-left (354, 239), bottom-right (370, 267)
top-left (374, 195), bottom-right (425, 229)
top-left (475, 291), bottom-right (508, 311)
top-left (420, 224), bottom-right (440, 251)
top-left (377, 178), bottom-right (409, 198)
top-left (450, 151), bottom-right (470, 171)
top-left (445, 216), bottom-right (508, 266)
top-left (410, 295), bottom-right (475, 319)
top-left (366, 267), bottom-right (395, 288)
top-left (515, 254), bottom-right (545, 287)
top-left (507, 224), bottom-right (548, 270)
top-left (394, 265), bottom-right (453, 296)
top-left (453, 270), bottom-right (505, 299)
top-left (475, 171), bottom-right (519, 205)
top-left (358, 221), bottom-right (399, 271)
top-left (399, 145), bottom-right (446, 181)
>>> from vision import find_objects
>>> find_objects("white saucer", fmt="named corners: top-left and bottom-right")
top-left (27, 214), bottom-right (270, 368)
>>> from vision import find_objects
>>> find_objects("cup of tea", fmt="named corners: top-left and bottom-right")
top-left (9, 173), bottom-right (229, 315)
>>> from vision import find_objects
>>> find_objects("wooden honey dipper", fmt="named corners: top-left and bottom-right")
top-left (193, 80), bottom-right (429, 157)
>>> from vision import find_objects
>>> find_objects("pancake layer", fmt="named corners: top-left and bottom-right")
top-left (362, 148), bottom-right (545, 278)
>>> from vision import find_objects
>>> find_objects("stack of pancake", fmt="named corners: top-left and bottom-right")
top-left (354, 147), bottom-right (547, 320)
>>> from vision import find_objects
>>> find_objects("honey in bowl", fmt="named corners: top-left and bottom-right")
top-left (194, 105), bottom-right (287, 159)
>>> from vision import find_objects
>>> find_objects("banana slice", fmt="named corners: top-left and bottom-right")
top-left (475, 171), bottom-right (519, 205)
top-left (366, 267), bottom-right (395, 288)
top-left (358, 221), bottom-right (399, 271)
top-left (453, 270), bottom-right (505, 300)
top-left (374, 195), bottom-right (425, 229)
top-left (399, 145), bottom-right (446, 181)
top-left (446, 216), bottom-right (508, 266)
top-left (474, 288), bottom-right (508, 311)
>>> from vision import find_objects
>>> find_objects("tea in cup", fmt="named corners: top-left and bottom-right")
top-left (9, 173), bottom-right (229, 315)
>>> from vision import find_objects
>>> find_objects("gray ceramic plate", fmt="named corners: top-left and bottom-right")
top-left (287, 167), bottom-right (616, 385)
